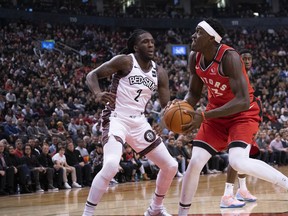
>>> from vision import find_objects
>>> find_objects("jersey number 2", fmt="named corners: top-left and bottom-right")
top-left (134, 89), bottom-right (142, 102)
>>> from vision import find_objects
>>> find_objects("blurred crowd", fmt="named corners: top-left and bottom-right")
top-left (1, 0), bottom-right (288, 18)
top-left (0, 17), bottom-right (287, 196)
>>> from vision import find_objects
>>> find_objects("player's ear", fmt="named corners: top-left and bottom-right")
top-left (134, 45), bottom-right (138, 52)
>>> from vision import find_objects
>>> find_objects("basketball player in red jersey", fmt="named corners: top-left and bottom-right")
top-left (83, 29), bottom-right (177, 216)
top-left (221, 49), bottom-right (257, 208)
top-left (177, 18), bottom-right (288, 215)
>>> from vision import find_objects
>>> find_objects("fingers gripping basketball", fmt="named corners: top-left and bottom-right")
top-left (163, 101), bottom-right (194, 134)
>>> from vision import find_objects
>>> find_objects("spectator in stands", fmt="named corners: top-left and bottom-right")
top-left (278, 109), bottom-right (288, 127)
top-left (0, 95), bottom-right (5, 112)
top-left (0, 146), bottom-right (8, 195)
top-left (90, 144), bottom-right (103, 178)
top-left (28, 138), bottom-right (41, 156)
top-left (3, 117), bottom-right (19, 144)
top-left (36, 118), bottom-right (52, 141)
top-left (56, 121), bottom-right (69, 140)
top-left (37, 143), bottom-right (59, 191)
top-left (54, 102), bottom-right (65, 120)
top-left (269, 133), bottom-right (288, 165)
top-left (68, 118), bottom-right (79, 143)
top-left (118, 146), bottom-right (135, 182)
top-left (21, 104), bottom-right (35, 122)
top-left (22, 144), bottom-right (45, 192)
top-left (0, 140), bottom-right (16, 195)
top-left (74, 98), bottom-right (86, 112)
top-left (7, 145), bottom-right (32, 194)
top-left (26, 119), bottom-right (41, 140)
top-left (133, 150), bottom-right (150, 181)
top-left (4, 108), bottom-right (17, 125)
top-left (48, 112), bottom-right (61, 130)
top-left (75, 138), bottom-right (89, 159)
top-left (139, 155), bottom-right (159, 180)
top-left (65, 140), bottom-right (92, 187)
top-left (49, 136), bottom-right (60, 157)
top-left (15, 118), bottom-right (28, 143)
top-left (14, 138), bottom-right (24, 158)
top-left (67, 96), bottom-right (79, 116)
top-left (256, 131), bottom-right (273, 163)
top-left (5, 89), bottom-right (17, 105)
top-left (175, 138), bottom-right (191, 169)
top-left (91, 121), bottom-right (102, 137)
top-left (52, 145), bottom-right (82, 189)
top-left (83, 135), bottom-right (95, 154)
top-left (78, 118), bottom-right (88, 138)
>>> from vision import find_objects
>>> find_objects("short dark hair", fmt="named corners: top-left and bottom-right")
top-left (239, 49), bottom-right (252, 55)
top-left (205, 18), bottom-right (226, 38)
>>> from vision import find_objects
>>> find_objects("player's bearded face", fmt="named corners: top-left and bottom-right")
top-left (136, 33), bottom-right (155, 60)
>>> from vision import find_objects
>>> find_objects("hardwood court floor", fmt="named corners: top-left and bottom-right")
top-left (0, 166), bottom-right (288, 216)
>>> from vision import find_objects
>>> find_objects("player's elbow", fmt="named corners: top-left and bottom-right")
top-left (86, 72), bottom-right (95, 87)
top-left (86, 71), bottom-right (93, 82)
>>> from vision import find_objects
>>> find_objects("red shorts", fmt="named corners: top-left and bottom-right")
top-left (194, 99), bottom-right (261, 155)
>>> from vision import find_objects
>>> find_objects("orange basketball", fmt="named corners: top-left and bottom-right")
top-left (163, 100), bottom-right (194, 134)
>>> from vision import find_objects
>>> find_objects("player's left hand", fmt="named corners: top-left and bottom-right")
top-left (181, 110), bottom-right (203, 134)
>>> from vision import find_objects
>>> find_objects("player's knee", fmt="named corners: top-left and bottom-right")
top-left (101, 159), bottom-right (119, 180)
top-left (171, 159), bottom-right (178, 172)
top-left (228, 159), bottom-right (241, 172)
top-left (189, 158), bottom-right (204, 172)
top-left (163, 159), bottom-right (178, 175)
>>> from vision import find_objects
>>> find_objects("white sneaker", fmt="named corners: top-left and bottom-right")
top-left (110, 178), bottom-right (118, 184)
top-left (176, 171), bottom-right (183, 177)
top-left (144, 205), bottom-right (171, 216)
top-left (211, 169), bottom-right (221, 173)
top-left (72, 182), bottom-right (82, 188)
top-left (206, 169), bottom-right (214, 174)
top-left (64, 182), bottom-right (71, 189)
top-left (36, 187), bottom-right (44, 192)
top-left (48, 184), bottom-right (59, 192)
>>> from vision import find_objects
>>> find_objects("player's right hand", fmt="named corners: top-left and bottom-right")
top-left (181, 110), bottom-right (202, 134)
top-left (164, 99), bottom-right (181, 111)
top-left (95, 91), bottom-right (116, 104)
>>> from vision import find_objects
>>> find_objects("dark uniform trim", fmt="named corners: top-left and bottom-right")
top-left (179, 202), bottom-right (191, 208)
top-left (155, 192), bottom-right (165, 198)
top-left (86, 201), bottom-right (97, 206)
top-left (228, 141), bottom-right (247, 150)
top-left (193, 140), bottom-right (217, 156)
top-left (138, 137), bottom-right (162, 157)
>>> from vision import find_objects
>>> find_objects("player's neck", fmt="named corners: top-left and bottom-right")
top-left (134, 55), bottom-right (152, 72)
top-left (202, 44), bottom-right (220, 65)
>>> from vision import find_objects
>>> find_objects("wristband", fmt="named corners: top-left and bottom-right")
top-left (201, 111), bottom-right (206, 121)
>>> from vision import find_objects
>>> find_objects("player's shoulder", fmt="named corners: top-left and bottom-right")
top-left (111, 54), bottom-right (133, 63)
top-left (222, 49), bottom-right (241, 62)
top-left (108, 54), bottom-right (133, 73)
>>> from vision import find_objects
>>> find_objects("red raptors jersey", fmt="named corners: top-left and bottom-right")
top-left (195, 44), bottom-right (254, 111)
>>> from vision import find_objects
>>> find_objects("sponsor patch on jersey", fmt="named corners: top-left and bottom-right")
top-left (144, 130), bottom-right (156, 143)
